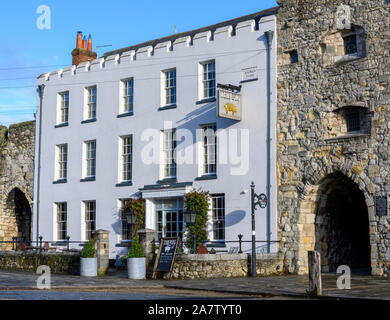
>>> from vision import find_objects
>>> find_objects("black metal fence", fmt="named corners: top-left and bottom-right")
top-left (0, 236), bottom-right (86, 252)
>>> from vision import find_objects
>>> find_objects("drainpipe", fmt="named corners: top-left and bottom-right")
top-left (264, 30), bottom-right (274, 254)
top-left (36, 84), bottom-right (45, 245)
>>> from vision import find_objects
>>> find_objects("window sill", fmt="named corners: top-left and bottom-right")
top-left (157, 178), bottom-right (178, 184)
top-left (116, 181), bottom-right (133, 187)
top-left (334, 54), bottom-right (364, 65)
top-left (117, 112), bottom-right (134, 118)
top-left (205, 242), bottom-right (226, 248)
top-left (196, 97), bottom-right (216, 105)
top-left (81, 118), bottom-right (96, 124)
top-left (158, 104), bottom-right (177, 111)
top-left (195, 174), bottom-right (217, 181)
top-left (55, 122), bottom-right (69, 128)
top-left (80, 177), bottom-right (96, 182)
top-left (53, 179), bottom-right (67, 184)
top-left (325, 133), bottom-right (370, 143)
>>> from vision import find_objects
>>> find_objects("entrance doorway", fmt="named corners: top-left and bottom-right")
top-left (5, 188), bottom-right (32, 247)
top-left (314, 172), bottom-right (371, 273)
top-left (156, 198), bottom-right (184, 241)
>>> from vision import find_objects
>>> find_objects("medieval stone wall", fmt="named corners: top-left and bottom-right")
top-left (276, 0), bottom-right (390, 275)
top-left (0, 121), bottom-right (35, 249)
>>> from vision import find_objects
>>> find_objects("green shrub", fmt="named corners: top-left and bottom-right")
top-left (184, 189), bottom-right (210, 252)
top-left (127, 235), bottom-right (144, 258)
top-left (81, 239), bottom-right (96, 258)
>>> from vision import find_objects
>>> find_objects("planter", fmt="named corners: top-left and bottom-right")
top-left (127, 257), bottom-right (146, 279)
top-left (80, 257), bottom-right (97, 277)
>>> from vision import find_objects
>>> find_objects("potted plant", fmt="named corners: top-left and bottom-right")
top-left (80, 239), bottom-right (97, 277)
top-left (127, 235), bottom-right (146, 279)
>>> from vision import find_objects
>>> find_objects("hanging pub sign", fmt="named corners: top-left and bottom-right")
top-left (152, 237), bottom-right (180, 279)
top-left (374, 196), bottom-right (388, 216)
top-left (217, 86), bottom-right (242, 121)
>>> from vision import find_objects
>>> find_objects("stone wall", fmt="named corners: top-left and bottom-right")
top-left (0, 251), bottom-right (80, 275)
top-left (170, 253), bottom-right (285, 280)
top-left (0, 121), bottom-right (35, 250)
top-left (276, 0), bottom-right (390, 275)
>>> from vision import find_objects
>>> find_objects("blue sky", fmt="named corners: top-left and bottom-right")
top-left (0, 0), bottom-right (277, 126)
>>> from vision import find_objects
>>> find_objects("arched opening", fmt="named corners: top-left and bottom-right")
top-left (314, 172), bottom-right (371, 274)
top-left (5, 188), bottom-right (32, 246)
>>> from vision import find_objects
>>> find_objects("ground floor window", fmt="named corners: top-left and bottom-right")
top-left (56, 202), bottom-right (67, 241)
top-left (120, 199), bottom-right (134, 240)
top-left (84, 201), bottom-right (96, 240)
top-left (211, 194), bottom-right (225, 241)
top-left (156, 198), bottom-right (184, 241)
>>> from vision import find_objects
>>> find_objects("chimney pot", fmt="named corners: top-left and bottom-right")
top-left (87, 34), bottom-right (93, 51)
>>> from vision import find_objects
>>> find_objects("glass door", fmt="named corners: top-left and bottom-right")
top-left (156, 198), bottom-right (184, 241)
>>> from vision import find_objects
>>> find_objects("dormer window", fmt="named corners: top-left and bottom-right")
top-left (344, 34), bottom-right (357, 55)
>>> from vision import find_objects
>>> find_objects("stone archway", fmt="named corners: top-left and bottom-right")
top-left (298, 171), bottom-right (372, 274)
top-left (1, 188), bottom-right (32, 249)
top-left (314, 172), bottom-right (371, 273)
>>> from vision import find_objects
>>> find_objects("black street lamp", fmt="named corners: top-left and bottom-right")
top-left (184, 209), bottom-right (197, 226)
top-left (184, 208), bottom-right (197, 253)
top-left (126, 209), bottom-right (137, 225)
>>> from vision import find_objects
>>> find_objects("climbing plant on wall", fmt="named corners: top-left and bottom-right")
top-left (184, 189), bottom-right (210, 252)
top-left (123, 198), bottom-right (145, 238)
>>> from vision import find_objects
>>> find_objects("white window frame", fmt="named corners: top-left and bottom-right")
top-left (120, 78), bottom-right (134, 114)
top-left (211, 194), bottom-right (225, 242)
top-left (82, 200), bottom-right (96, 241)
top-left (55, 144), bottom-right (68, 181)
top-left (201, 124), bottom-right (217, 175)
top-left (55, 202), bottom-right (67, 241)
top-left (161, 68), bottom-right (176, 106)
top-left (199, 60), bottom-right (216, 100)
top-left (83, 140), bottom-right (96, 178)
top-left (161, 129), bottom-right (177, 179)
top-left (119, 135), bottom-right (133, 183)
top-left (119, 199), bottom-right (134, 241)
top-left (84, 86), bottom-right (97, 120)
top-left (57, 91), bottom-right (69, 124)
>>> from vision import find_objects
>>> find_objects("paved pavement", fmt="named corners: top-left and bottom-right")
top-left (0, 269), bottom-right (389, 300)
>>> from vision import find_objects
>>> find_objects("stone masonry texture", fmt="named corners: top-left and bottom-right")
top-left (0, 121), bottom-right (35, 250)
top-left (276, 0), bottom-right (390, 275)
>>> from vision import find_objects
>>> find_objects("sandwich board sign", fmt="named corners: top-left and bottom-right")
top-left (152, 237), bottom-right (180, 279)
top-left (217, 88), bottom-right (242, 121)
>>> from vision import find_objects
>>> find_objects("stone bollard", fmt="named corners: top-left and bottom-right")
top-left (137, 228), bottom-right (157, 276)
top-left (92, 229), bottom-right (109, 276)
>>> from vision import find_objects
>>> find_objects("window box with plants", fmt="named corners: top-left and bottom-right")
top-left (127, 234), bottom-right (146, 279)
top-left (80, 239), bottom-right (97, 277)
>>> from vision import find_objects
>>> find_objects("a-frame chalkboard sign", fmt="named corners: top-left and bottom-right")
top-left (152, 237), bottom-right (180, 279)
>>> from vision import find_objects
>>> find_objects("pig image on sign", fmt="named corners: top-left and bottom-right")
top-left (164, 245), bottom-right (172, 253)
top-left (224, 103), bottom-right (238, 115)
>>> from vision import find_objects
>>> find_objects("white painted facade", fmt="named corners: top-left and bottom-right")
top-left (34, 10), bottom-right (278, 259)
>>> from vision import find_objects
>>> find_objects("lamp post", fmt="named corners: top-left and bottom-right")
top-left (184, 208), bottom-right (197, 253)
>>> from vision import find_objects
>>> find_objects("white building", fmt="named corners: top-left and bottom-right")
top-left (33, 7), bottom-right (278, 259)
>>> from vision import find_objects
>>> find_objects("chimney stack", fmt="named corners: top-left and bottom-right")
top-left (72, 31), bottom-right (97, 66)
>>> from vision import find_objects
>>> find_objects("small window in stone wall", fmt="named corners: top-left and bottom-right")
top-left (346, 111), bottom-right (360, 132)
top-left (325, 107), bottom-right (370, 139)
top-left (321, 26), bottom-right (365, 66)
top-left (289, 50), bottom-right (299, 64)
top-left (344, 34), bottom-right (358, 55)
top-left (280, 49), bottom-right (299, 66)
